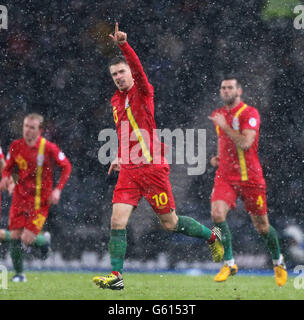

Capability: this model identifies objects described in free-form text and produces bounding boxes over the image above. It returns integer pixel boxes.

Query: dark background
[0,0,303,269]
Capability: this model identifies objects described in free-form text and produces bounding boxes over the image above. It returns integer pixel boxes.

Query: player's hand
[7,176,15,195]
[208,113,229,130]
[210,155,220,168]
[49,188,61,205]
[109,22,127,45]
[108,157,122,175]
[0,177,9,192]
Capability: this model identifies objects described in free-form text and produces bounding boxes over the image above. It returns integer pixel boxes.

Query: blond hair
[25,113,44,129]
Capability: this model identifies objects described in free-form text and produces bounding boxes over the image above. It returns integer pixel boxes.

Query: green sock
[32,233,48,247]
[176,216,212,241]
[262,225,281,260]
[10,240,24,274]
[215,221,233,261]
[108,229,127,274]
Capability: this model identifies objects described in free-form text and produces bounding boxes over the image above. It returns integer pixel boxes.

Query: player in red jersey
[93,23,224,290]
[208,76,287,286]
[0,113,72,282]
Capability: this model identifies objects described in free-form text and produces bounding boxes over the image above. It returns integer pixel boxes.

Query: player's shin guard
[108,229,127,274]
[10,239,24,275]
[262,225,281,261]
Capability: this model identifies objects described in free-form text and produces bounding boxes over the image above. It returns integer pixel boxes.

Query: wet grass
[0,271,302,300]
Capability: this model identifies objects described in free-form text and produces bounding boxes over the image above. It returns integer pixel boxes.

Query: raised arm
[109,22,152,96]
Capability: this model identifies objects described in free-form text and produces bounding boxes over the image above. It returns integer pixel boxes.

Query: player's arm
[0,144,16,191]
[210,142,220,167]
[0,146,5,173]
[109,22,152,96]
[48,144,72,205]
[208,113,256,150]
[0,159,5,173]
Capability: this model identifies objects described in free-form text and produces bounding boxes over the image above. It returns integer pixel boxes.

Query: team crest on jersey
[232,117,239,130]
[58,152,65,161]
[249,117,257,127]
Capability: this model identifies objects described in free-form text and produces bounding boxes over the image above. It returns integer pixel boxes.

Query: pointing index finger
[115,22,119,34]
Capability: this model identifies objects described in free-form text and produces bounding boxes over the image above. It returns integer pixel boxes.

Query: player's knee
[211,209,226,223]
[10,230,22,240]
[254,222,269,235]
[160,221,176,232]
[111,216,127,229]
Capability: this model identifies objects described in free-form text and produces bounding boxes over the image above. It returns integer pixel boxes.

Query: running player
[0,113,72,282]
[93,23,224,290]
[208,76,287,286]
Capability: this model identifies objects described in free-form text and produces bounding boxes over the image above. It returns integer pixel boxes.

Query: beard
[221,93,238,105]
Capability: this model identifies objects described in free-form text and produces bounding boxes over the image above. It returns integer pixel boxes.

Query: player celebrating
[0,113,72,282]
[208,76,287,286]
[93,23,224,290]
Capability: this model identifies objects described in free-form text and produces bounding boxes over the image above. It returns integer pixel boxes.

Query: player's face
[23,118,42,145]
[220,80,242,105]
[110,62,134,92]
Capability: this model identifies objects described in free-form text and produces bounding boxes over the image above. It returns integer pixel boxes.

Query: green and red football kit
[111,41,175,214]
[211,101,267,216]
[2,136,72,234]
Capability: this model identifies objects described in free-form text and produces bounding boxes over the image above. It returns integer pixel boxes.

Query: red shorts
[211,177,267,216]
[9,197,49,235]
[113,164,176,214]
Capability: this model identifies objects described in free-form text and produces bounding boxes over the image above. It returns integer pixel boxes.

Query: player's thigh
[112,168,142,209]
[241,186,267,216]
[211,178,237,222]
[111,203,134,229]
[142,164,176,214]
[157,209,178,231]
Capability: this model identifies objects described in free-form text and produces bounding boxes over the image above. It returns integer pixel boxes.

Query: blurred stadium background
[0,0,303,272]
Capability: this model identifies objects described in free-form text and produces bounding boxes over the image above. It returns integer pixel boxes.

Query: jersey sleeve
[240,107,261,132]
[2,143,16,178]
[119,41,153,97]
[48,142,72,190]
[0,147,4,160]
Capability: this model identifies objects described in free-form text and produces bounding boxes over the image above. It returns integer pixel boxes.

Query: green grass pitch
[0,271,302,300]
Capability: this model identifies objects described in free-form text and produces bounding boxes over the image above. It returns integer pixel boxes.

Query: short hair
[25,113,44,129]
[108,56,128,69]
[221,75,242,88]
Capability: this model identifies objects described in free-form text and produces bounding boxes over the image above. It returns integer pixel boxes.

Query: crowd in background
[0,0,303,268]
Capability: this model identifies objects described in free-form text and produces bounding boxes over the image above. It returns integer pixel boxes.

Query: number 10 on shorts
[152,192,168,208]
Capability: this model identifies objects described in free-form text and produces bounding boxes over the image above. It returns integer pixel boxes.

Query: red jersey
[0,146,3,214]
[2,136,72,209]
[0,146,3,161]
[212,101,265,186]
[111,42,165,168]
